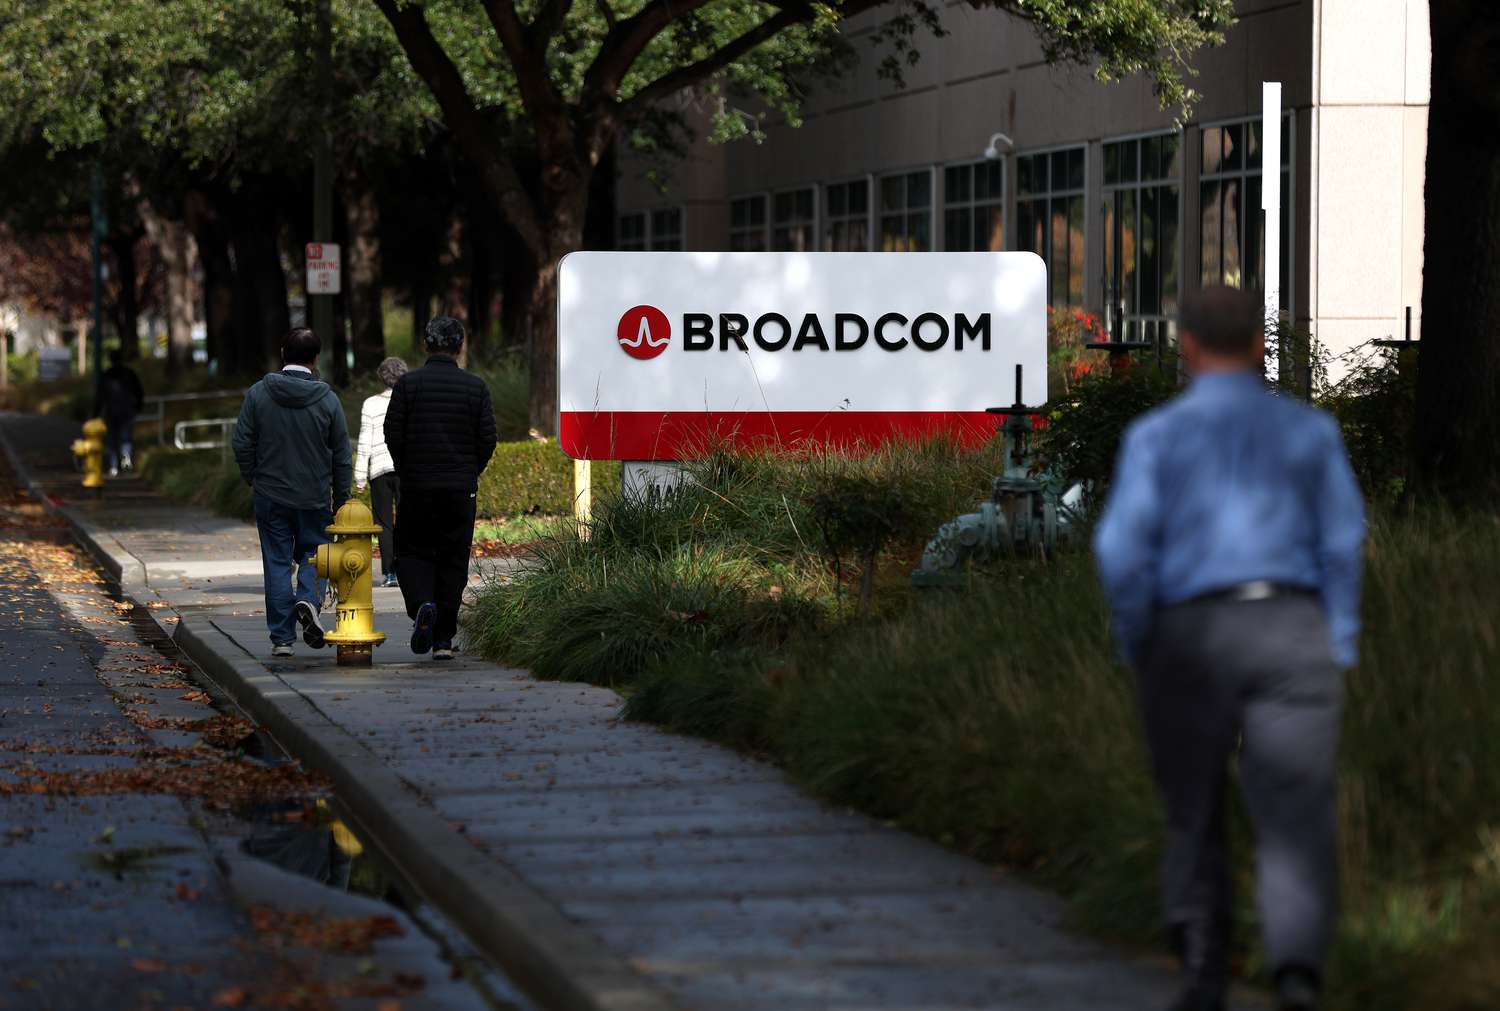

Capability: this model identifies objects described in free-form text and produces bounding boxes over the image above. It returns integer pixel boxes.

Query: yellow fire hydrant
[71,418,107,494]
[314,501,387,666]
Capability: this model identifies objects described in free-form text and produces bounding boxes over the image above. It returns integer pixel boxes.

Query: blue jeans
[253,494,331,645]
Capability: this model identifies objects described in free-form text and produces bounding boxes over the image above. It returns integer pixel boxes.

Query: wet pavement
[0,437,508,1011]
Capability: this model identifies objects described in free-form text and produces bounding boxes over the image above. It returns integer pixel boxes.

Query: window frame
[1101,128,1185,347]
[822,175,874,252]
[876,165,937,253]
[617,206,687,251]
[770,185,819,252]
[729,192,771,251]
[1014,144,1088,306]
[1197,110,1297,316]
[942,157,1008,253]
[617,210,648,251]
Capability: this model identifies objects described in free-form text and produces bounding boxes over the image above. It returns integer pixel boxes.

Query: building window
[618,212,647,251]
[1103,132,1182,346]
[943,160,1005,252]
[879,169,932,251]
[730,195,768,251]
[650,208,683,250]
[772,188,816,251]
[618,208,683,250]
[1016,147,1086,305]
[1199,116,1291,301]
[823,179,870,251]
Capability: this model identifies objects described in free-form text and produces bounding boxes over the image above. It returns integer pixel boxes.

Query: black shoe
[410,602,436,655]
[432,641,454,661]
[294,600,326,649]
[1275,966,1320,1011]
[382,573,398,588]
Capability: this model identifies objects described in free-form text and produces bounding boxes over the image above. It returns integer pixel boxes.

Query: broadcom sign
[558,251,1047,460]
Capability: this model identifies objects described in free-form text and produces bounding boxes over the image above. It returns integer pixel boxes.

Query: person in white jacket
[355,357,408,587]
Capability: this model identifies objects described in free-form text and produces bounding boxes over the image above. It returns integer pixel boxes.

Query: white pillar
[1262,81,1282,380]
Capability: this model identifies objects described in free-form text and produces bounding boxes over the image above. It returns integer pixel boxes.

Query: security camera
[983,132,1014,160]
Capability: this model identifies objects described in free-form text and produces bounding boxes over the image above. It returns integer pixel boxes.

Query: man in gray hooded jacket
[232,327,352,656]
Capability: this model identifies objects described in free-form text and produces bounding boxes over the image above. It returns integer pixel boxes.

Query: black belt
[1191,580,1317,605]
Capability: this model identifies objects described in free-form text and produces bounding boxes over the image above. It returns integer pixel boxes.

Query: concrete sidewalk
[4,413,1258,1011]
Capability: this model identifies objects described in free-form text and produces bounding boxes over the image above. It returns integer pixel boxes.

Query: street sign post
[557,251,1048,462]
[305,242,342,295]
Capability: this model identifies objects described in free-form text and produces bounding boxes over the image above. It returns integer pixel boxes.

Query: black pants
[394,488,476,646]
[1140,595,1342,989]
[369,473,400,577]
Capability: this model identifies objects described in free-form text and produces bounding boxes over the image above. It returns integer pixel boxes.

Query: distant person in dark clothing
[355,356,408,588]
[232,328,353,658]
[95,349,144,477]
[384,316,496,661]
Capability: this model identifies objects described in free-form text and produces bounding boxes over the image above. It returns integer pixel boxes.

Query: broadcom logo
[617,305,671,360]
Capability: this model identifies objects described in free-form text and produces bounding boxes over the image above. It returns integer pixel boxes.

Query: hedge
[476,439,621,517]
[143,439,618,522]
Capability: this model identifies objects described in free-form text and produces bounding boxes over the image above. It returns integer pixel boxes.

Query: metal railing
[141,390,246,445]
[173,417,237,450]
[173,418,237,465]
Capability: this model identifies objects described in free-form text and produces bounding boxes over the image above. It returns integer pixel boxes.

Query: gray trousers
[1140,594,1343,978]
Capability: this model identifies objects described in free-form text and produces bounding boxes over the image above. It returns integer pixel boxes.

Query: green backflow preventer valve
[912,364,1064,588]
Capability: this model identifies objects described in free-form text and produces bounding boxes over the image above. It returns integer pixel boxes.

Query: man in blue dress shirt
[1094,286,1365,1011]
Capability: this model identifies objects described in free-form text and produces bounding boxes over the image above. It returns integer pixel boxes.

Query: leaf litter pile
[0,467,435,1009]
[0,536,329,808]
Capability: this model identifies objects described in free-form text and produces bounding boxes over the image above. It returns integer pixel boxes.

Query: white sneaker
[272,644,294,658]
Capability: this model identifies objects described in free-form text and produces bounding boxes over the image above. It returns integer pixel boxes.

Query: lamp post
[311,0,335,376]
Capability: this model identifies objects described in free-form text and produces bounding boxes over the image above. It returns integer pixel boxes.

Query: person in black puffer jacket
[384,316,497,660]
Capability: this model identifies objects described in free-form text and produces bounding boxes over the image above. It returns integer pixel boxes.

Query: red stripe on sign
[559,410,1009,460]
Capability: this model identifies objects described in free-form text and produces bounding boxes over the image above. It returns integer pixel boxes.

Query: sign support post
[573,459,592,537]
[1262,81,1282,382]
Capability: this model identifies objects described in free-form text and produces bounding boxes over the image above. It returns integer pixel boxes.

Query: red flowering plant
[1046,306,1110,396]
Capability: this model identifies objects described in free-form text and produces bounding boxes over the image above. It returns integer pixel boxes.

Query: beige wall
[1307,0,1429,363]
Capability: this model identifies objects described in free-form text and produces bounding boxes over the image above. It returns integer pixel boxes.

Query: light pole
[311,0,335,377]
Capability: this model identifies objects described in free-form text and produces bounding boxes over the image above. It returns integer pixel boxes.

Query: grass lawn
[465,442,1500,1010]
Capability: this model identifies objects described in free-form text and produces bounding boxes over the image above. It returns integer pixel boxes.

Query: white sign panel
[557,251,1047,460]
[305,242,341,295]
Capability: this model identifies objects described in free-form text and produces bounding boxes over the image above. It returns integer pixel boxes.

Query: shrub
[476,439,621,517]
[1033,354,1180,514]
[464,538,821,687]
[138,448,253,522]
[1319,348,1415,506]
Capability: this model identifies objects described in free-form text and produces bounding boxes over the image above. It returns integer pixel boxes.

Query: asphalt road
[0,462,497,1011]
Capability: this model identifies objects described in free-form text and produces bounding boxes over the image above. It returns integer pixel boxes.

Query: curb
[1,416,679,1011]
[175,617,678,1011]
[0,416,151,594]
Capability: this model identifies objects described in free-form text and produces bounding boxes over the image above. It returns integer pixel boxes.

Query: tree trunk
[412,277,432,352]
[343,170,385,373]
[140,201,197,380]
[107,231,141,361]
[524,256,562,436]
[1412,1,1500,503]
[187,193,237,375]
[468,225,492,355]
[227,193,292,373]
[437,212,470,321]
